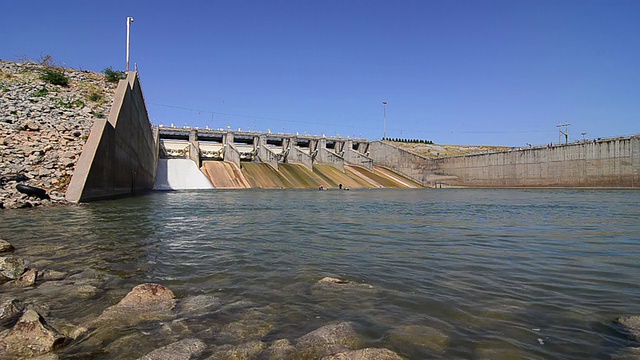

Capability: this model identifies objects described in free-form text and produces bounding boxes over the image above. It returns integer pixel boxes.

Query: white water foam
[154,159,214,190]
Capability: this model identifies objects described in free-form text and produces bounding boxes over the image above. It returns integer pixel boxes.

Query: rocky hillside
[0,59,118,209]
[390,141,510,158]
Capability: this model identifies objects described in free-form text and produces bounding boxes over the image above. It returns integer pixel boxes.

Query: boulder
[0,256,27,281]
[257,339,296,360]
[322,348,405,360]
[0,309,66,357]
[116,283,176,310]
[78,283,176,336]
[617,316,640,341]
[16,268,37,286]
[296,322,360,359]
[217,318,273,343]
[0,240,14,253]
[138,338,206,360]
[37,269,67,282]
[207,341,266,360]
[0,299,24,326]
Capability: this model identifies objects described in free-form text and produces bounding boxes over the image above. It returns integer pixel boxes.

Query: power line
[147,101,557,136]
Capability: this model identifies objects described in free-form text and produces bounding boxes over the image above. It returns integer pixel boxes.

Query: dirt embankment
[0,59,118,209]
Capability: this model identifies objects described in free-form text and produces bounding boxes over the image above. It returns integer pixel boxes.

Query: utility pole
[556,123,570,144]
[382,101,388,140]
[126,16,134,72]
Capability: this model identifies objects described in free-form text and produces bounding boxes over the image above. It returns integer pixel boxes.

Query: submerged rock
[74,283,176,339]
[0,240,14,253]
[207,340,266,360]
[322,348,405,360]
[296,322,360,359]
[385,324,449,353]
[311,277,377,304]
[257,339,296,360]
[611,347,640,360]
[315,277,374,290]
[178,294,223,316]
[218,319,273,343]
[0,309,66,357]
[617,316,640,341]
[138,338,206,360]
[37,269,67,282]
[474,339,537,360]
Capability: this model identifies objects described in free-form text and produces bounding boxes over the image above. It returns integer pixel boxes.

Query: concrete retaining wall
[288,146,313,170]
[317,148,345,172]
[434,136,640,187]
[370,137,640,188]
[257,145,279,171]
[66,72,157,202]
[368,141,433,186]
[224,143,241,168]
[344,147,374,171]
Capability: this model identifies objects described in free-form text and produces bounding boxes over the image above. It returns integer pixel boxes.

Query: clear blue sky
[2,1,638,146]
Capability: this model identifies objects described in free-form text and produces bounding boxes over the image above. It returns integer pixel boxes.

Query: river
[1,189,639,359]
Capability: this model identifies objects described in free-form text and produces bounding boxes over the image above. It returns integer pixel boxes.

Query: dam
[65,71,639,203]
[153,126,421,190]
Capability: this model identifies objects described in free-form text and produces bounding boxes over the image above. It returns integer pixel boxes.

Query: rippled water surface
[1,189,639,359]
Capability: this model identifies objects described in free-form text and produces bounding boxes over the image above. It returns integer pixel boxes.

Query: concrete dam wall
[66,72,158,202]
[65,70,637,200]
[156,128,422,190]
[369,137,640,188]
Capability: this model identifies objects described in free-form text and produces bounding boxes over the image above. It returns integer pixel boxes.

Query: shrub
[88,92,102,102]
[102,66,126,83]
[41,67,69,86]
[58,99,73,109]
[33,86,49,97]
[86,84,104,103]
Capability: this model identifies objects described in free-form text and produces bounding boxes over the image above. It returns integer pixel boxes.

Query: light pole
[382,101,388,140]
[126,16,134,72]
[581,132,587,141]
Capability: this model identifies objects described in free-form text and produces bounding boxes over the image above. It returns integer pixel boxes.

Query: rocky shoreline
[1,236,639,359]
[0,59,117,210]
[0,238,413,359]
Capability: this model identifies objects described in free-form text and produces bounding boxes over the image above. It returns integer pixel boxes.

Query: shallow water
[1,189,639,359]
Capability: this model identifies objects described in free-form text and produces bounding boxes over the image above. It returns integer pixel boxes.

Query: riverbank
[0,238,408,359]
[0,59,117,209]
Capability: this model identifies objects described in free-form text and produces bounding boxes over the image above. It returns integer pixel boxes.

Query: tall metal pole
[556,123,570,144]
[382,101,388,140]
[126,16,134,72]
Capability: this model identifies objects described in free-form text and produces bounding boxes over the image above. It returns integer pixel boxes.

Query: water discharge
[1,189,639,359]
[154,159,214,190]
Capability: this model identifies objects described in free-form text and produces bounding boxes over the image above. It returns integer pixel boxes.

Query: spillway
[154,159,214,190]
[201,161,250,189]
